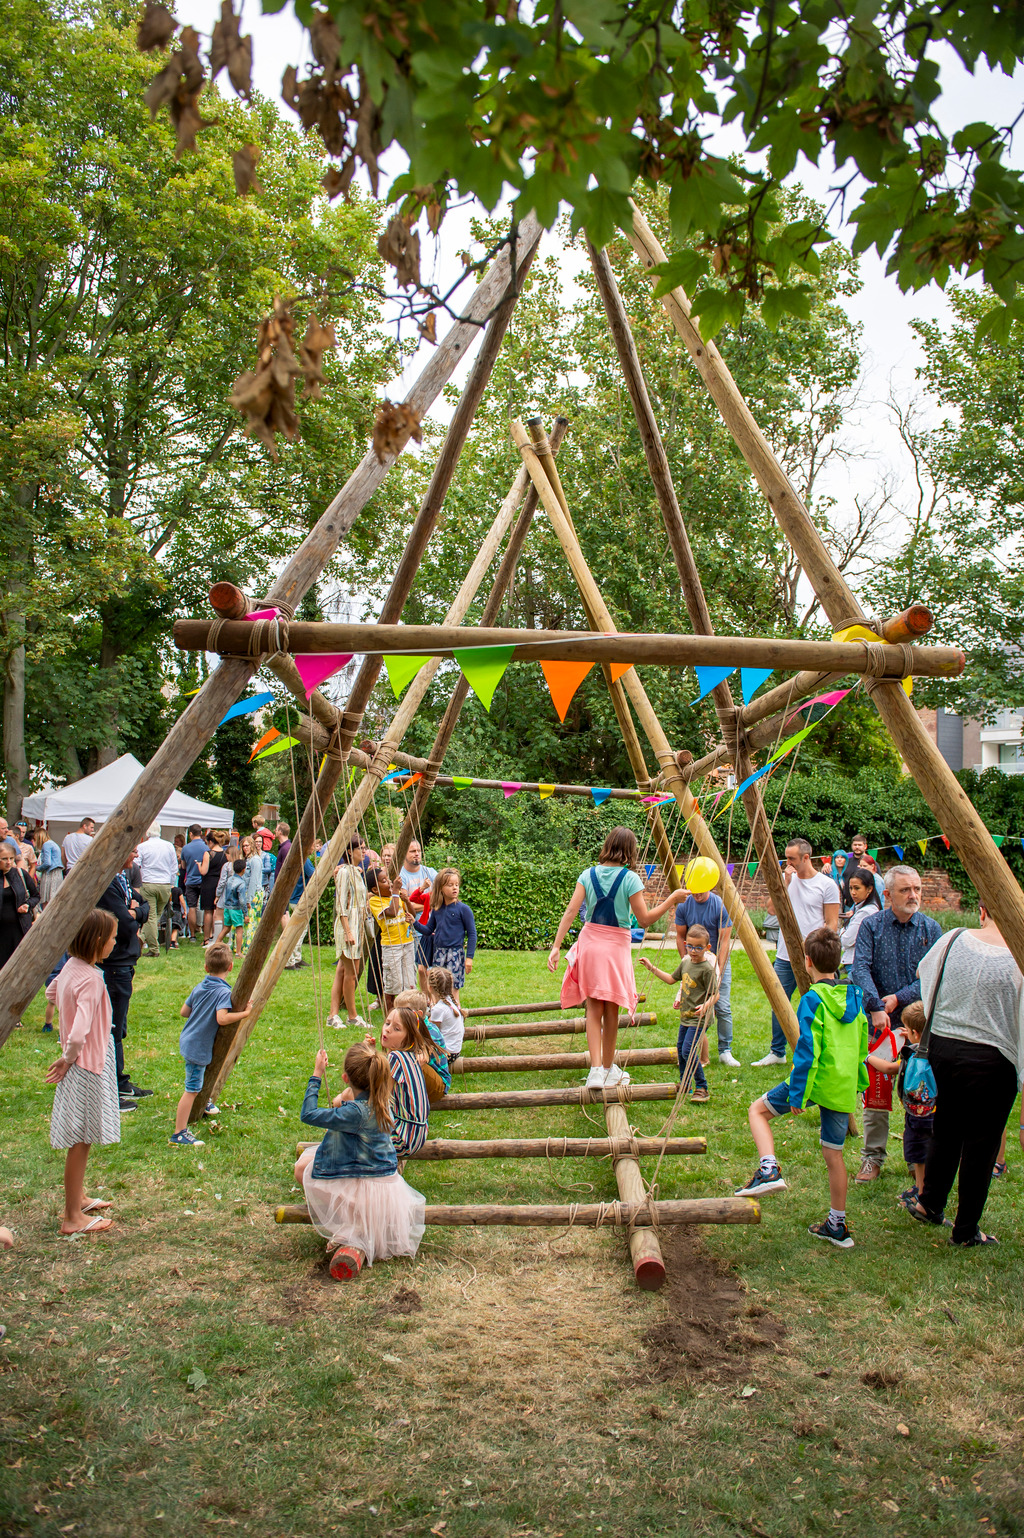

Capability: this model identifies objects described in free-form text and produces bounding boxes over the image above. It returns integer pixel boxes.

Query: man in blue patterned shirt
[851,864,941,1184]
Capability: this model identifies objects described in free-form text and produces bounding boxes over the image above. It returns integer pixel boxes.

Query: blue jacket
[788,978,869,1113]
[290,858,315,906]
[415,900,477,958]
[851,908,942,1025]
[300,1078,398,1179]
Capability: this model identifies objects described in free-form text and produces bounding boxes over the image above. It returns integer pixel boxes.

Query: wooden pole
[463,1012,656,1039]
[199,447,556,1112]
[174,619,962,678]
[511,418,801,1047]
[625,199,1024,978]
[0,213,543,1051]
[450,1046,676,1074]
[463,997,645,1018]
[605,1099,666,1288]
[296,1133,706,1157]
[439,1082,679,1110]
[587,239,809,991]
[220,241,538,1043]
[275,1196,759,1227]
[389,416,569,876]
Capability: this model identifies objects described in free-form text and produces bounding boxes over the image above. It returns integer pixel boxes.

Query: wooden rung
[275,1196,758,1227]
[295,1134,707,1158]
[465,1011,656,1039]
[451,1046,675,1074]
[463,996,647,1019]
[439,1082,680,1110]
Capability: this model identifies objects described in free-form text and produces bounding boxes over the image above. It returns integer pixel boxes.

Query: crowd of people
[8,803,1022,1271]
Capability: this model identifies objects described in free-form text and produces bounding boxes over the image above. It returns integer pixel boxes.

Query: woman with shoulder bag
[905,905,1023,1247]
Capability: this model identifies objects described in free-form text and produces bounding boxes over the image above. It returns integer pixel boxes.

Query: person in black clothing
[0,844,37,968]
[841,833,869,907]
[201,833,227,944]
[97,852,152,1111]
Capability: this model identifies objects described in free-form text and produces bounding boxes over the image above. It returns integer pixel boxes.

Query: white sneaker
[719,1051,742,1068]
[752,1052,787,1068]
[605,1063,630,1087]
[352,1015,371,1031]
[584,1066,607,1090]
[326,1014,343,1030]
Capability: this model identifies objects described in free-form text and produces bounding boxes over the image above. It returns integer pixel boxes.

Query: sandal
[61,1215,112,1237]
[329,1246,364,1281]
[992,1161,1007,1179]
[950,1229,999,1247]
[81,1198,113,1215]
[901,1194,951,1227]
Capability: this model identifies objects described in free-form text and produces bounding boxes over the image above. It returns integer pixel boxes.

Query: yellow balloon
[684,856,719,894]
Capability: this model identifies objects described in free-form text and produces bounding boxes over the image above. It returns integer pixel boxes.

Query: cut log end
[634,1255,666,1291]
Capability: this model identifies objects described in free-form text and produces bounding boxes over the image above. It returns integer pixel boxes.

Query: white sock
[829,1208,846,1227]
[760,1155,777,1173]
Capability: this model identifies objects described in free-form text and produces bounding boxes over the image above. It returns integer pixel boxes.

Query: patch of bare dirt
[639,1228,786,1382]
[385,1285,423,1315]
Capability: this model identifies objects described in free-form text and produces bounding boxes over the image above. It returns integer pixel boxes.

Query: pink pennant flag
[244,607,280,622]
[293,653,354,697]
[502,782,523,799]
[641,793,674,804]
[800,688,852,711]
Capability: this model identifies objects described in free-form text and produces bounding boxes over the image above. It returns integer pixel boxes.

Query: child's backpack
[864,1022,899,1111]
[904,929,964,1120]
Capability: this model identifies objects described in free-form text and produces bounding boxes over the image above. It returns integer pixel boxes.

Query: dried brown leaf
[281,65,298,108]
[232,144,262,195]
[322,156,356,200]
[416,311,437,345]
[372,400,422,463]
[144,59,182,116]
[426,199,443,235]
[299,313,336,398]
[137,1,177,52]
[210,0,252,98]
[309,10,342,77]
[169,90,218,157]
[231,299,308,457]
[377,215,421,290]
[177,27,205,91]
[355,72,381,196]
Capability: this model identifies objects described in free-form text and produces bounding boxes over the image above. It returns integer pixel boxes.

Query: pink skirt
[302,1166,426,1266]
[561,922,638,1014]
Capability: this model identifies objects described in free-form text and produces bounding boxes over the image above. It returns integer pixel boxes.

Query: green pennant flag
[769,724,814,761]
[383,653,427,699]
[253,735,299,761]
[453,645,515,711]
[452,776,473,789]
[747,861,758,877]
[993,834,1005,848]
[868,848,879,860]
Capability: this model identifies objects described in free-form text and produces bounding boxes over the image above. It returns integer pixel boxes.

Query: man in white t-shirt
[62,817,96,871]
[137,821,179,957]
[753,837,840,1067]
[399,841,438,983]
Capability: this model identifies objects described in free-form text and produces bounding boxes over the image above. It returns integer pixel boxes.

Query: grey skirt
[39,867,63,906]
[50,1039,121,1149]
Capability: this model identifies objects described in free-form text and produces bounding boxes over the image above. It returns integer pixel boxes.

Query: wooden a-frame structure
[3,205,1023,1281]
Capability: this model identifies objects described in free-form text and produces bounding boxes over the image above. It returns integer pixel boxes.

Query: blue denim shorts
[184,1059,206,1093]
[762,1080,850,1150]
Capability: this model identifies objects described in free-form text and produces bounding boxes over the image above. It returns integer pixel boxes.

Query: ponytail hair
[343,1042,394,1132]
[426,965,461,1018]
[430,866,460,910]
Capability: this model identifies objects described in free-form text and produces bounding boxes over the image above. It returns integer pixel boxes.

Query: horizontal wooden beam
[464,1012,656,1039]
[451,1046,676,1074]
[274,1196,758,1227]
[174,618,964,678]
[463,997,645,1019]
[296,1134,706,1158]
[438,1082,679,1110]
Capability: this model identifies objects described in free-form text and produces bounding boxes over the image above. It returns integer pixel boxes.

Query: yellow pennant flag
[539,783,555,799]
[918,839,928,858]
[833,623,913,695]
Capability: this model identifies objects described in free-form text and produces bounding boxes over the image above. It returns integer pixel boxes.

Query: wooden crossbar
[274,1197,758,1227]
[438,1083,679,1110]
[294,1135,706,1158]
[450,1047,676,1074]
[463,1013,655,1039]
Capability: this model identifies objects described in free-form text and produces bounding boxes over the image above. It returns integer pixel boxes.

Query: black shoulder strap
[918,928,964,1055]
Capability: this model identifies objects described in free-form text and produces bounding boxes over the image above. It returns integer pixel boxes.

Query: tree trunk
[2,633,28,821]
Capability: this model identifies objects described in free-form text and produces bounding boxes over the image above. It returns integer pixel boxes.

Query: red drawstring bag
[864,1022,899,1111]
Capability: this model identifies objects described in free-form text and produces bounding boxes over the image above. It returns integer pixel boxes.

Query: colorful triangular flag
[591,788,613,806]
[293,653,353,697]
[893,845,905,860]
[539,783,555,799]
[502,782,523,799]
[993,834,1005,849]
[735,764,771,796]
[769,724,814,761]
[452,776,473,789]
[740,668,773,705]
[747,861,758,877]
[644,864,657,877]
[243,607,280,622]
[454,645,515,711]
[610,663,632,682]
[249,726,281,761]
[918,840,928,858]
[220,691,273,726]
[868,848,879,861]
[540,660,595,721]
[383,653,427,699]
[940,836,949,850]
[694,665,735,703]
[726,863,735,876]
[253,735,299,761]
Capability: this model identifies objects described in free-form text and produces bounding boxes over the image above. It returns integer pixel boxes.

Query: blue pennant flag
[219,691,273,726]
[693,665,735,703]
[734,764,772,797]
[740,667,773,705]
[644,863,657,877]
[893,845,905,861]
[591,788,613,806]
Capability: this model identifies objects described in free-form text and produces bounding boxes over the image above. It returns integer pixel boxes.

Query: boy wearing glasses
[640,924,719,1103]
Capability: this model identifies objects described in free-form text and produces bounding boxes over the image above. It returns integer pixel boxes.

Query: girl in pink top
[45,909,119,1236]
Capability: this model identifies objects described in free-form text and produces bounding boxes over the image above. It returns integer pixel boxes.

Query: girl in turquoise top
[548,827,684,1090]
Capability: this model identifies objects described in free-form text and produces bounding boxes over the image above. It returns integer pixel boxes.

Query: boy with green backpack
[735,927,869,1248]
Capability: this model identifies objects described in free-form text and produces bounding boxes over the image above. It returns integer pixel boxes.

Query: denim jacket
[300,1078,398,1179]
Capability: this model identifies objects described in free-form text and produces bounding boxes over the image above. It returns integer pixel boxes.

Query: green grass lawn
[2,944,1022,1537]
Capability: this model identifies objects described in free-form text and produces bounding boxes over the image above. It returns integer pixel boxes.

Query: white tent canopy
[22,754,233,838]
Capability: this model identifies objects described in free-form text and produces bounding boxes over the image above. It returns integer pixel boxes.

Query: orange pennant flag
[610,663,632,681]
[541,660,596,722]
[249,726,281,762]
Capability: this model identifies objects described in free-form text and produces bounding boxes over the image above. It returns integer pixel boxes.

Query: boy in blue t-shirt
[171,944,251,1147]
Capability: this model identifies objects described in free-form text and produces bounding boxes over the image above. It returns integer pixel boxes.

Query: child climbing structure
[3,203,1022,1288]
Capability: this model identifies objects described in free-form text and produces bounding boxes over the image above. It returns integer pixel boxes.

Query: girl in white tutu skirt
[294,1042,426,1281]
